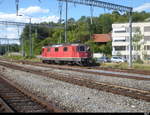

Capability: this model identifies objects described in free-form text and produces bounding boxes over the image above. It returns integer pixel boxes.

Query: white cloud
[7,27,23,38]
[30,16,59,23]
[19,6,49,15]
[134,3,150,12]
[0,26,22,39]
[0,12,59,23]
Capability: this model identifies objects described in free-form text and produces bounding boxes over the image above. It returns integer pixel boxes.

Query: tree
[20,11,150,57]
[133,27,144,60]
[99,14,113,33]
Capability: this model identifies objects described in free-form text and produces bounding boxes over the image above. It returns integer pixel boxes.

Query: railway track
[1,57,150,75]
[0,74,65,113]
[0,58,149,81]
[35,63,150,81]
[0,60,150,102]
[18,61,150,81]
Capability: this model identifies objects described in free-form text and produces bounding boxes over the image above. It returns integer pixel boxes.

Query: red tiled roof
[92,34,112,43]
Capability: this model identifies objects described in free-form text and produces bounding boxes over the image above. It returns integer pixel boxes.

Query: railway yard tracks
[1,57,150,76]
[0,73,65,113]
[0,60,150,104]
[1,58,150,81]
[33,63,150,81]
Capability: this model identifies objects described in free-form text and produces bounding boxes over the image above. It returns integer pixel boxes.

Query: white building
[112,22,150,61]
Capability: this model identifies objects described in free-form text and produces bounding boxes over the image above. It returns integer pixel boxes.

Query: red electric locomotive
[41,44,93,66]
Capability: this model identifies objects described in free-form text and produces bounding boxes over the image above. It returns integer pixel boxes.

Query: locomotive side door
[72,46,76,58]
[71,46,76,61]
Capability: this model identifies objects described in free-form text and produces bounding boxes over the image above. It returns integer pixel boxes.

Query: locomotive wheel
[42,60,46,63]
[76,61,84,66]
[47,60,52,64]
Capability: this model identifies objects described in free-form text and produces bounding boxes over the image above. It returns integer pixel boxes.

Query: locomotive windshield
[77,45,90,52]
[79,46,85,51]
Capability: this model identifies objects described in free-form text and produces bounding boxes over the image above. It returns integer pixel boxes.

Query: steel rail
[0,97,14,112]
[0,73,65,113]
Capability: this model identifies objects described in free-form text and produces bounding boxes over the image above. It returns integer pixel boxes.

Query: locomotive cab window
[78,46,85,52]
[55,48,59,52]
[63,47,68,52]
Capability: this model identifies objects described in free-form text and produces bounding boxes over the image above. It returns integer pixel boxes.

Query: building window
[144,45,150,50]
[133,46,140,50]
[132,27,140,33]
[114,46,126,51]
[147,46,150,50]
[114,30,126,33]
[144,36,150,42]
[114,40,125,42]
[55,48,59,52]
[144,46,146,50]
[63,47,68,52]
[125,36,129,42]
[144,45,147,50]
[126,27,140,33]
[144,26,150,32]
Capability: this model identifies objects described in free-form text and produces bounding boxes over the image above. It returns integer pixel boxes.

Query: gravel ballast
[0,65,150,112]
[11,63,150,91]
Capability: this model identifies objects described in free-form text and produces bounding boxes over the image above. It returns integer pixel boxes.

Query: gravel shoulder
[0,65,150,112]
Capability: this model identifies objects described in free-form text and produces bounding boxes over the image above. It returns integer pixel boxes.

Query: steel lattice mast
[0,21,63,28]
[58,0,132,12]
[0,20,63,57]
[58,0,133,68]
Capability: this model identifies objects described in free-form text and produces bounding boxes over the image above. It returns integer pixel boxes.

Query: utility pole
[129,10,133,68]
[21,36,25,57]
[29,18,32,57]
[90,5,93,40]
[59,2,63,24]
[0,39,2,55]
[90,5,93,25]
[16,0,19,16]
[7,39,9,55]
[65,0,68,43]
[59,1,63,44]
[34,28,38,56]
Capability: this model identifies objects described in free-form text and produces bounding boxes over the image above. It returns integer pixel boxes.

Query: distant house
[112,22,150,61]
[92,34,112,45]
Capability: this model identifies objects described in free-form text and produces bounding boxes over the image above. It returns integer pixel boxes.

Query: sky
[0,0,150,23]
[0,0,150,44]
